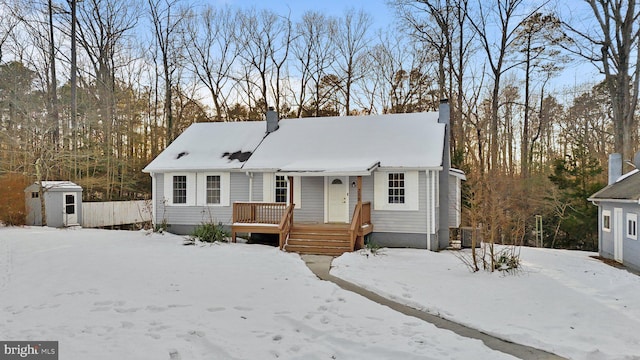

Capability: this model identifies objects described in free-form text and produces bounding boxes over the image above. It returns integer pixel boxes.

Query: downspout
[151,172,157,228]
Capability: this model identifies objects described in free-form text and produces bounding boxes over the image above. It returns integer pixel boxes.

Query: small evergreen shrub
[189,222,229,243]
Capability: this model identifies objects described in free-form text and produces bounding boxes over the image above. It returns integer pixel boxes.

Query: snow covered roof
[143,121,267,172]
[144,112,446,174]
[243,112,445,173]
[25,181,82,192]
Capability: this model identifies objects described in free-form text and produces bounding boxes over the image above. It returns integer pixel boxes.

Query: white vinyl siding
[603,210,611,232]
[374,170,419,211]
[627,213,637,240]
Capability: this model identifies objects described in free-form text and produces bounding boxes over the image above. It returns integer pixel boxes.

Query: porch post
[357,176,362,205]
[288,176,294,224]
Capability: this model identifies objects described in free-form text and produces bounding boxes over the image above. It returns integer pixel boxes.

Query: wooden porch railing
[231,202,294,249]
[233,202,288,224]
[349,201,372,251]
[278,204,294,249]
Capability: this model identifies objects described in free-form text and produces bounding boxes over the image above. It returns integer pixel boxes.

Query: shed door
[63,192,78,226]
[327,177,349,223]
[614,208,623,263]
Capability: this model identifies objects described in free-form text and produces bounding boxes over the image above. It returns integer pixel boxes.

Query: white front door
[327,177,349,223]
[63,193,78,226]
[614,207,623,263]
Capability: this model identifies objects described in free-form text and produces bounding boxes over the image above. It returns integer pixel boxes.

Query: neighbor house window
[275,175,288,203]
[627,213,637,240]
[173,175,187,204]
[603,210,611,232]
[206,175,221,204]
[31,192,39,198]
[388,173,405,204]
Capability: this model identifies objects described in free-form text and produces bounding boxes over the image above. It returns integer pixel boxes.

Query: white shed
[25,181,83,227]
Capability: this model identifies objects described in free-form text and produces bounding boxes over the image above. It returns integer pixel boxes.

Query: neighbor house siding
[599,205,614,260]
[449,174,462,228]
[599,202,640,271]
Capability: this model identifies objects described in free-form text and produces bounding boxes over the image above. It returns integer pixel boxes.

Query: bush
[0,173,28,226]
[189,222,229,243]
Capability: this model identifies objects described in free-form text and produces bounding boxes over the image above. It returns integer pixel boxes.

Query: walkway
[302,254,566,360]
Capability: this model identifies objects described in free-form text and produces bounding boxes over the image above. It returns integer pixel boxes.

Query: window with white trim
[602,210,611,232]
[275,175,288,203]
[388,173,405,204]
[373,170,419,211]
[173,175,187,204]
[627,213,637,240]
[206,175,221,204]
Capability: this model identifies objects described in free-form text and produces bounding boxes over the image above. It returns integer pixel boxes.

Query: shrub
[0,173,28,226]
[189,222,229,243]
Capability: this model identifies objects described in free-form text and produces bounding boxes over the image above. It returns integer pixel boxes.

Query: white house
[143,103,465,255]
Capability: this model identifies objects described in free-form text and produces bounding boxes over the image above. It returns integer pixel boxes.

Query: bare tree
[466,0,540,174]
[0,0,20,64]
[184,5,239,121]
[515,12,568,178]
[564,0,640,167]
[147,0,188,143]
[333,8,372,115]
[76,0,139,198]
[237,8,292,115]
[291,11,337,117]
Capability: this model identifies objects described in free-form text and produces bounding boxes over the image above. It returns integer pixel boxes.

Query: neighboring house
[143,102,465,254]
[25,181,82,227]
[588,153,640,272]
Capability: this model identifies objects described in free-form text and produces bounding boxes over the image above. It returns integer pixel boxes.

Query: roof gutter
[587,197,639,205]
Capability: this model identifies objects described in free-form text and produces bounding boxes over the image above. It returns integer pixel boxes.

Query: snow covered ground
[0,227,514,360]
[331,246,640,360]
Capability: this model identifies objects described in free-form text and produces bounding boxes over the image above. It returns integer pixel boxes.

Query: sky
[221,0,395,29]
[217,0,602,97]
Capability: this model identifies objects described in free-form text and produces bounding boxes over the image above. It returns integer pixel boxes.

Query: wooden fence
[82,200,152,228]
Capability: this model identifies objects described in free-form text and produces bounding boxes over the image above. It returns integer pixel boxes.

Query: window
[388,173,405,204]
[627,213,637,240]
[65,194,75,214]
[31,192,39,198]
[275,175,288,203]
[206,175,221,204]
[173,175,187,204]
[603,210,611,232]
[373,171,418,211]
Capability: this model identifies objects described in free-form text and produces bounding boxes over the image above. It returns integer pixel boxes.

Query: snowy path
[303,255,564,360]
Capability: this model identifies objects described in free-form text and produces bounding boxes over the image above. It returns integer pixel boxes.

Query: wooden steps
[284,224,352,256]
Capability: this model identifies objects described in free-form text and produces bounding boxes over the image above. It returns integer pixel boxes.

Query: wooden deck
[231,202,373,256]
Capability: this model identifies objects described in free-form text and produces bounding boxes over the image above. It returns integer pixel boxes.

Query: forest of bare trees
[1,0,638,250]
